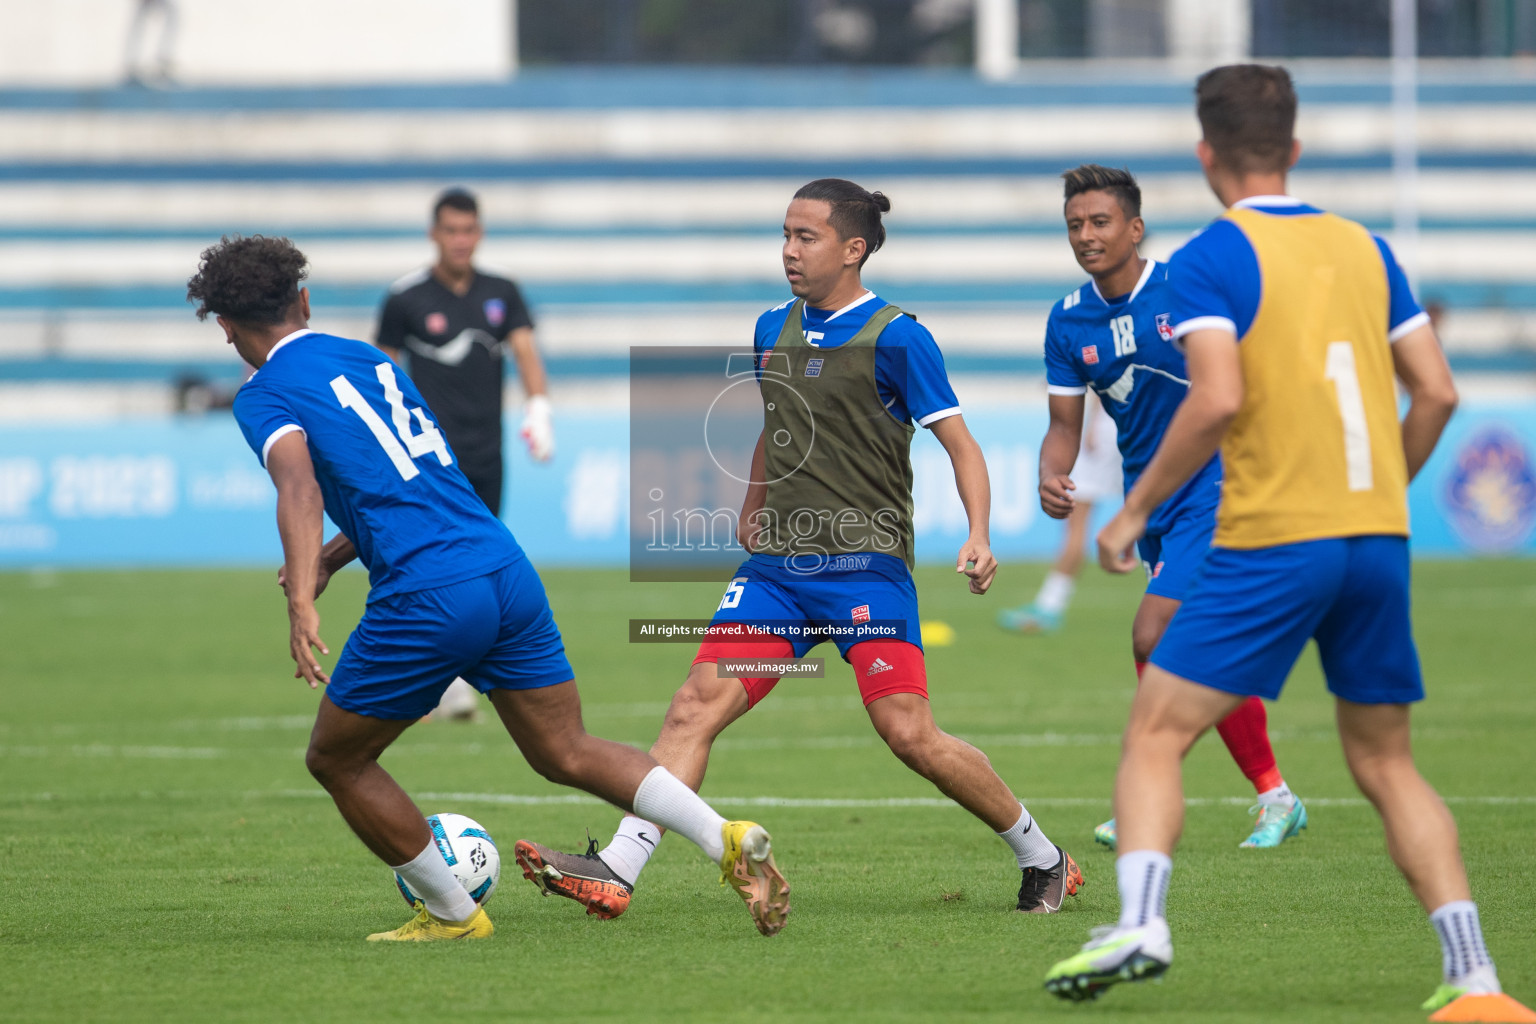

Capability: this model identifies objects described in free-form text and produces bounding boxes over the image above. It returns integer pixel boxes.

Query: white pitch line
[8,788,1535,811]
[0,727,1480,761]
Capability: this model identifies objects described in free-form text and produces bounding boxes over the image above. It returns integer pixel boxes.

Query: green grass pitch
[1,561,1532,1023]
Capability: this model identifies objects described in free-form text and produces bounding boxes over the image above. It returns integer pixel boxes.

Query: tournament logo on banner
[1443,426,1536,550]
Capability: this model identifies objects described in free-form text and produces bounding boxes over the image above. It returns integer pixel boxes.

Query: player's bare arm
[1098,329,1242,572]
[277,532,357,600]
[1039,393,1086,519]
[265,430,331,687]
[507,326,548,397]
[510,325,556,462]
[736,430,768,552]
[930,414,997,594]
[1390,323,1459,480]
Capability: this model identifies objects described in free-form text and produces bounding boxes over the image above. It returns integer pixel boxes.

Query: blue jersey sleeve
[876,315,960,428]
[1167,220,1262,344]
[1372,235,1430,341]
[1042,310,1087,394]
[232,377,304,469]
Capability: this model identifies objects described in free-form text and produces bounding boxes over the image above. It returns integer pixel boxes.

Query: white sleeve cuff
[1046,385,1088,397]
[917,406,962,428]
[260,424,305,468]
[1389,310,1431,343]
[1171,316,1238,341]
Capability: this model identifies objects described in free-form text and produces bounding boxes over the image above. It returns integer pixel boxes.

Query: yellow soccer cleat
[365,900,494,942]
[719,821,790,937]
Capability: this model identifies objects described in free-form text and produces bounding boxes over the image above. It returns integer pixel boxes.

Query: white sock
[598,814,661,886]
[630,766,727,864]
[1430,900,1500,989]
[392,839,478,923]
[1035,571,1075,615]
[1256,781,1293,807]
[996,803,1059,869]
[1116,849,1172,929]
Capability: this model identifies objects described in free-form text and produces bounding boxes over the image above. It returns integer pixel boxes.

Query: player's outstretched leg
[304,696,494,941]
[513,656,763,920]
[856,659,1083,914]
[1337,701,1532,1021]
[491,679,789,935]
[1215,696,1308,848]
[999,500,1092,635]
[1047,667,1237,999]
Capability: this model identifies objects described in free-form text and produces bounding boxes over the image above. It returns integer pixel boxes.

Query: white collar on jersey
[1090,257,1158,306]
[1232,194,1304,209]
[806,290,877,332]
[265,328,315,361]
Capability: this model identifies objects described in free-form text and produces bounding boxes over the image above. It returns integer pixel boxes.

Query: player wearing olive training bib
[516,180,1084,922]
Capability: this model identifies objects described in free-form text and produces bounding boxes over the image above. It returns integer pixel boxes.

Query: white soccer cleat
[1044,919,1173,1001]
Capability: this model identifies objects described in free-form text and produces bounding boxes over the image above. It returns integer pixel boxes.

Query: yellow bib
[1213,208,1409,548]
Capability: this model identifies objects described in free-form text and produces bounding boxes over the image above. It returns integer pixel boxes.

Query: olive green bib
[753,299,917,570]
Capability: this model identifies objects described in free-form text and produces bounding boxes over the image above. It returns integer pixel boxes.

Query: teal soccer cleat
[1239,797,1307,849]
[998,603,1062,634]
[1093,817,1117,851]
[1044,920,1173,1002]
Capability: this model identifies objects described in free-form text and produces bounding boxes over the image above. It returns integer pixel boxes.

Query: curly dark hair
[186,234,308,324]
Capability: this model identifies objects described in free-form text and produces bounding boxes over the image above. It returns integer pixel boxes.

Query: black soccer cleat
[1016,845,1084,914]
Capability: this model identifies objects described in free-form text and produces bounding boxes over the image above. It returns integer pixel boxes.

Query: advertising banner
[1,401,1532,569]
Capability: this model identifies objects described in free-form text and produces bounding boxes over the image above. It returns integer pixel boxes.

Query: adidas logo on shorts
[866,657,894,677]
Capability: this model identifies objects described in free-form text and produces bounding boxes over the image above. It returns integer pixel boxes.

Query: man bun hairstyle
[793,178,890,267]
[1061,164,1142,219]
[1196,64,1297,175]
[433,187,479,222]
[186,234,308,324]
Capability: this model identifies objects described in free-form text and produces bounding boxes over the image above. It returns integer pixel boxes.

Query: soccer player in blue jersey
[516,179,1083,919]
[186,235,790,941]
[1045,67,1529,1019]
[1020,164,1305,851]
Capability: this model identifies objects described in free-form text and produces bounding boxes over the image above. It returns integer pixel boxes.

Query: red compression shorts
[693,624,928,708]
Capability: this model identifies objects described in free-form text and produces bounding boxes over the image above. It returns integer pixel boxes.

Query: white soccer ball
[395,812,501,907]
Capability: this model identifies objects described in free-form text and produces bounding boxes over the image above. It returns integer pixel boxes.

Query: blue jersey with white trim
[753,291,961,429]
[1042,260,1221,535]
[232,330,519,603]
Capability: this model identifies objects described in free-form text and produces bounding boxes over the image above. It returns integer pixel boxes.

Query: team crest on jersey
[805,358,824,377]
[1082,345,1099,365]
[851,604,871,623]
[1156,313,1174,341]
[1443,426,1536,551]
[425,312,448,335]
[484,298,506,328]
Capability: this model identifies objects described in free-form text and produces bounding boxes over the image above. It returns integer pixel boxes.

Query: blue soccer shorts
[1150,534,1424,704]
[699,556,926,707]
[327,554,574,720]
[1138,504,1217,602]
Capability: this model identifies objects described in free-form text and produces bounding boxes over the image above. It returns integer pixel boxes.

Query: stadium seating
[2,66,1534,398]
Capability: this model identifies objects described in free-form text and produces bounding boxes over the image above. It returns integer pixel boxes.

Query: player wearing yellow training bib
[1045,65,1530,1021]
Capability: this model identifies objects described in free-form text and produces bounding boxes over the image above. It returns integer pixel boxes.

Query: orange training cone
[1428,993,1536,1024]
